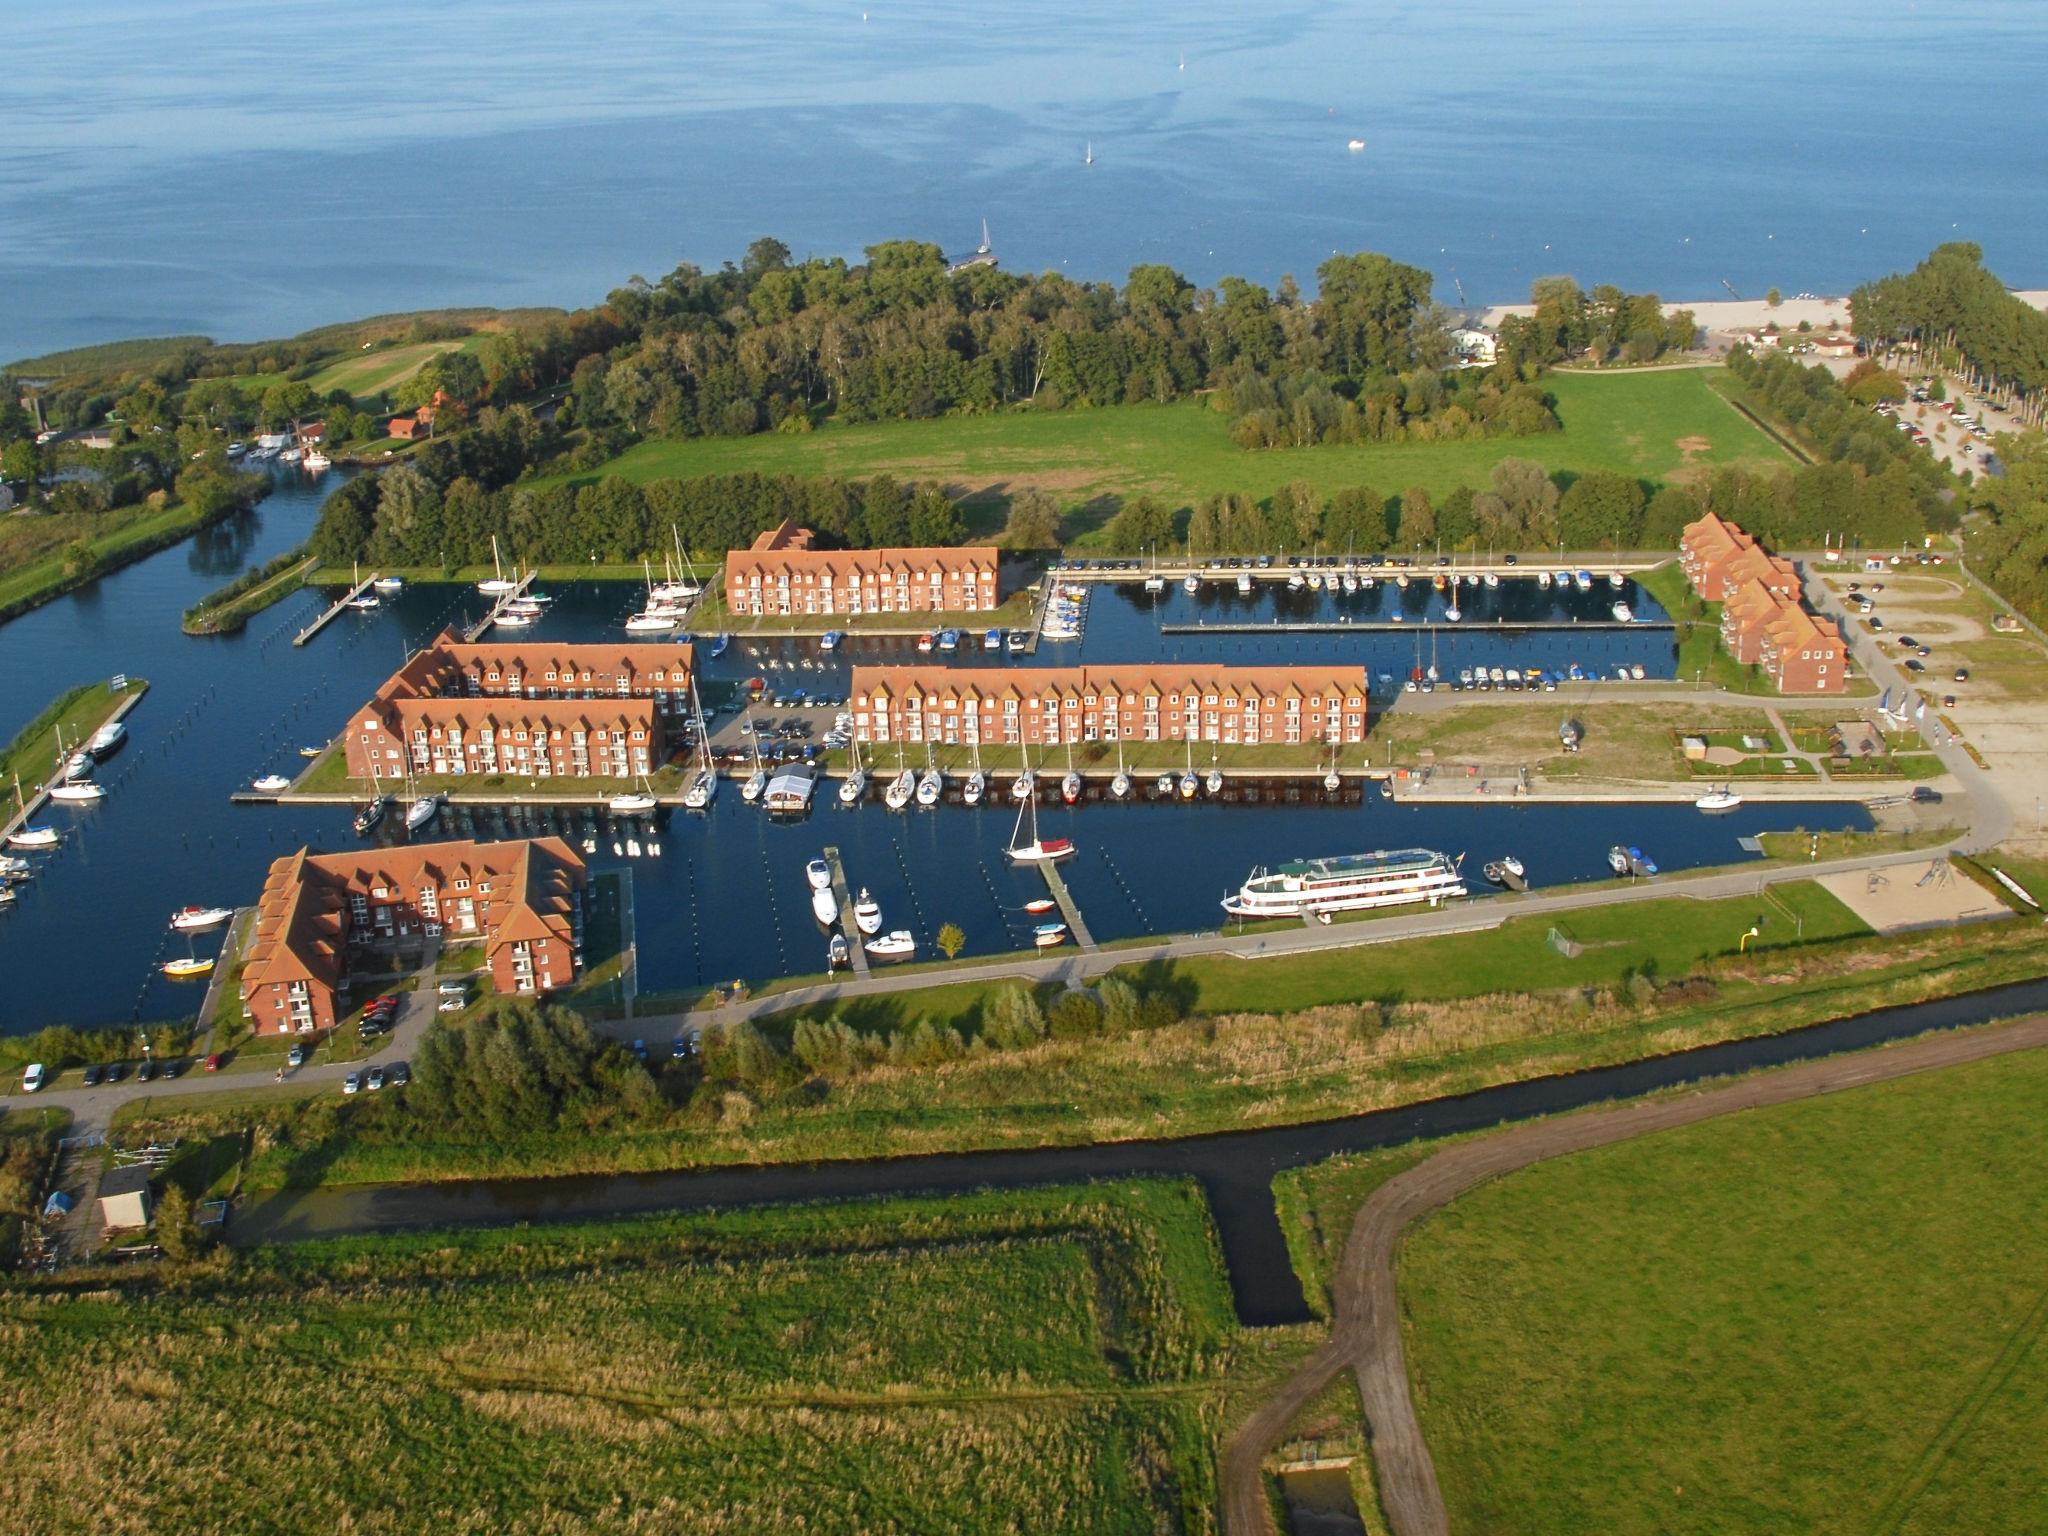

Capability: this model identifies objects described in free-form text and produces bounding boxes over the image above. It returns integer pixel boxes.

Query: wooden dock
[2,680,150,845]
[464,570,537,640]
[1036,858,1097,952]
[823,845,871,977]
[293,572,382,646]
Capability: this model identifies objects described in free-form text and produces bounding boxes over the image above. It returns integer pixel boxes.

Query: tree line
[1853,242,2048,412]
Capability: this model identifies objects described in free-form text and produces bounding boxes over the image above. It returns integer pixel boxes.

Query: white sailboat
[1061,743,1082,805]
[625,559,680,632]
[1110,739,1131,801]
[838,733,867,806]
[1010,745,1035,802]
[963,738,987,807]
[741,721,767,803]
[915,745,944,807]
[1178,744,1198,800]
[884,758,916,811]
[681,679,718,809]
[477,536,519,595]
[607,775,658,815]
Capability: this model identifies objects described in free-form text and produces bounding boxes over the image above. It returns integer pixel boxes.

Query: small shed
[98,1164,153,1233]
[1680,735,1708,761]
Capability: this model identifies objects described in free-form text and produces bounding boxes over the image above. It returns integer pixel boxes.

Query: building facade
[725,522,1000,618]
[239,838,587,1035]
[851,665,1371,749]
[1683,514,1845,693]
[343,632,694,781]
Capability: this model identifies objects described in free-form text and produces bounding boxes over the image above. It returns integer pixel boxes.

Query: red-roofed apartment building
[1681,513,1845,693]
[239,838,586,1034]
[1758,605,1847,694]
[852,664,1370,748]
[725,521,1000,617]
[343,630,694,781]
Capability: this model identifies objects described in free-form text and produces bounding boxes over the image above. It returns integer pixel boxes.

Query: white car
[342,1072,362,1095]
[21,1063,46,1093]
[437,997,465,1013]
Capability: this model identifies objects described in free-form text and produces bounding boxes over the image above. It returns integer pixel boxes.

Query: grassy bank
[0,677,145,793]
[1399,1038,2048,1535]
[0,498,242,624]
[181,549,315,635]
[0,1180,1254,1534]
[128,906,2048,1191]
[546,370,1791,536]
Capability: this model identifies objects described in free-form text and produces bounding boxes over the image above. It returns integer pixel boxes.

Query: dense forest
[1852,243,2048,417]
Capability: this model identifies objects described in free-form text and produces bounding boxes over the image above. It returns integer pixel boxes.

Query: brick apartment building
[1683,513,1845,693]
[239,838,586,1035]
[851,665,1371,749]
[343,631,695,781]
[724,520,1000,618]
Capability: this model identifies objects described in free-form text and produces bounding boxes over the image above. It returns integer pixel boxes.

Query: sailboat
[477,535,519,595]
[1006,791,1074,863]
[625,559,680,632]
[884,746,915,811]
[1010,744,1035,802]
[1085,141,1094,166]
[1178,744,1198,800]
[1324,746,1342,793]
[838,732,867,806]
[1110,739,1132,801]
[916,745,944,807]
[47,729,105,802]
[963,737,987,807]
[741,720,768,803]
[406,789,443,831]
[171,906,233,932]
[607,775,658,816]
[1061,743,1082,805]
[682,680,719,809]
[1204,765,1224,796]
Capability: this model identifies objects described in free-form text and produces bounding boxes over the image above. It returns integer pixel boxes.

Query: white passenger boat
[1695,787,1743,812]
[865,930,917,960]
[852,889,884,935]
[1222,847,1466,919]
[372,576,404,594]
[806,858,833,891]
[252,774,292,794]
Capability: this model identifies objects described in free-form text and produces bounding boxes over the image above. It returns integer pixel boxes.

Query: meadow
[1398,1040,2048,1535]
[0,1181,1248,1535]
[562,369,1790,535]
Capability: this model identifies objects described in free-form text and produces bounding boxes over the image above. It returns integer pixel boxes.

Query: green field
[1399,1042,2048,1535]
[0,498,227,620]
[0,1181,1248,1535]
[305,334,482,400]
[562,369,1790,532]
[0,679,143,791]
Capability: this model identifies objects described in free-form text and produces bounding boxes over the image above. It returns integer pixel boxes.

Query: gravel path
[1221,1010,2048,1535]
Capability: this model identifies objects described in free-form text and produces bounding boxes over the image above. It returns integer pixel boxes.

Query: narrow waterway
[0,478,1871,1036]
[232,976,2048,1327]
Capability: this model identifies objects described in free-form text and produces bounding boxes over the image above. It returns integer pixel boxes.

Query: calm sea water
[0,469,1868,1035]
[4,0,2045,361]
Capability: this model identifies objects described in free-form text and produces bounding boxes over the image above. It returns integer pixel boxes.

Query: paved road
[1220,1010,2048,1536]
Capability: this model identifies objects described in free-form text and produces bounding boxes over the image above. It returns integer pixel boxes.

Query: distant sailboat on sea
[1085,141,1094,166]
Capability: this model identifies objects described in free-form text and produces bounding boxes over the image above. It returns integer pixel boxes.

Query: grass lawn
[0,1180,1251,1535]
[0,678,144,791]
[305,335,482,400]
[549,369,1791,536]
[1399,1040,2048,1535]
[0,498,220,620]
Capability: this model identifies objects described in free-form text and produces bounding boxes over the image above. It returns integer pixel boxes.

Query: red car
[203,1052,223,1073]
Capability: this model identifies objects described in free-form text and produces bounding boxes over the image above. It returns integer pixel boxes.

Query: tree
[1001,487,1062,549]
[1397,485,1435,548]
[1490,458,1561,545]
[1104,494,1176,555]
[154,1182,202,1262]
[935,922,966,959]
[981,987,1047,1049]
[1046,990,1103,1041]
[61,538,100,580]
[744,236,792,275]
[1766,288,1783,308]
[907,483,966,545]
[1556,470,1646,550]
[259,378,318,430]
[1,438,41,486]
[1642,484,1701,547]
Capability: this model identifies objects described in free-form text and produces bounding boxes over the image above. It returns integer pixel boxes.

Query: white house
[1450,326,1498,368]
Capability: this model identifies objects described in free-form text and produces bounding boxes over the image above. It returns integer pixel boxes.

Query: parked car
[20,1063,45,1093]
[630,1039,649,1062]
[1911,785,1943,804]
[104,1062,125,1084]
[137,1060,157,1083]
[81,1064,103,1087]
[203,1052,224,1073]
[1904,659,1926,673]
[1953,668,1969,682]
[366,1066,386,1092]
[436,979,467,996]
[672,1036,693,1059]
[160,1058,185,1079]
[436,997,464,1014]
[342,1072,361,1095]
[286,1043,307,1068]
[389,1062,411,1088]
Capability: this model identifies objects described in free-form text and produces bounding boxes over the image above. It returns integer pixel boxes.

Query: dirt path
[1220,1011,2048,1536]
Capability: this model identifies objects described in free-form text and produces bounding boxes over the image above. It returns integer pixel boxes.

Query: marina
[0,470,1880,1036]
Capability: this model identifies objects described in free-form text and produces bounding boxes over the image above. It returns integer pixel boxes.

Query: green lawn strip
[1399,1042,2048,1536]
[218,920,2047,1191]
[1118,882,1868,1018]
[541,370,1789,529]
[0,499,224,621]
[0,679,146,793]
[182,550,315,635]
[0,1178,1237,1534]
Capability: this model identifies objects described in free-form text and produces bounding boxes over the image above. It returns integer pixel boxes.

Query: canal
[0,477,1868,1036]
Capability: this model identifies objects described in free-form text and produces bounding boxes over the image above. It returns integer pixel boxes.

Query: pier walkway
[2,681,150,845]
[463,570,537,640]
[823,845,870,977]
[1037,858,1097,952]
[293,572,381,646]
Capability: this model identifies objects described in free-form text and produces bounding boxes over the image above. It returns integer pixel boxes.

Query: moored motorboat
[171,906,233,932]
[1607,845,1631,876]
[8,826,59,850]
[811,887,839,926]
[252,774,292,794]
[852,889,884,935]
[372,575,404,594]
[1695,787,1743,812]
[87,721,127,757]
[1611,601,1634,623]
[607,791,658,815]
[1033,923,1068,948]
[806,857,833,891]
[865,929,917,960]
[819,630,846,652]
[828,934,851,970]
[1154,773,1175,797]
[1023,898,1057,915]
[1237,572,1253,595]
[1608,571,1625,589]
[1222,847,1466,918]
